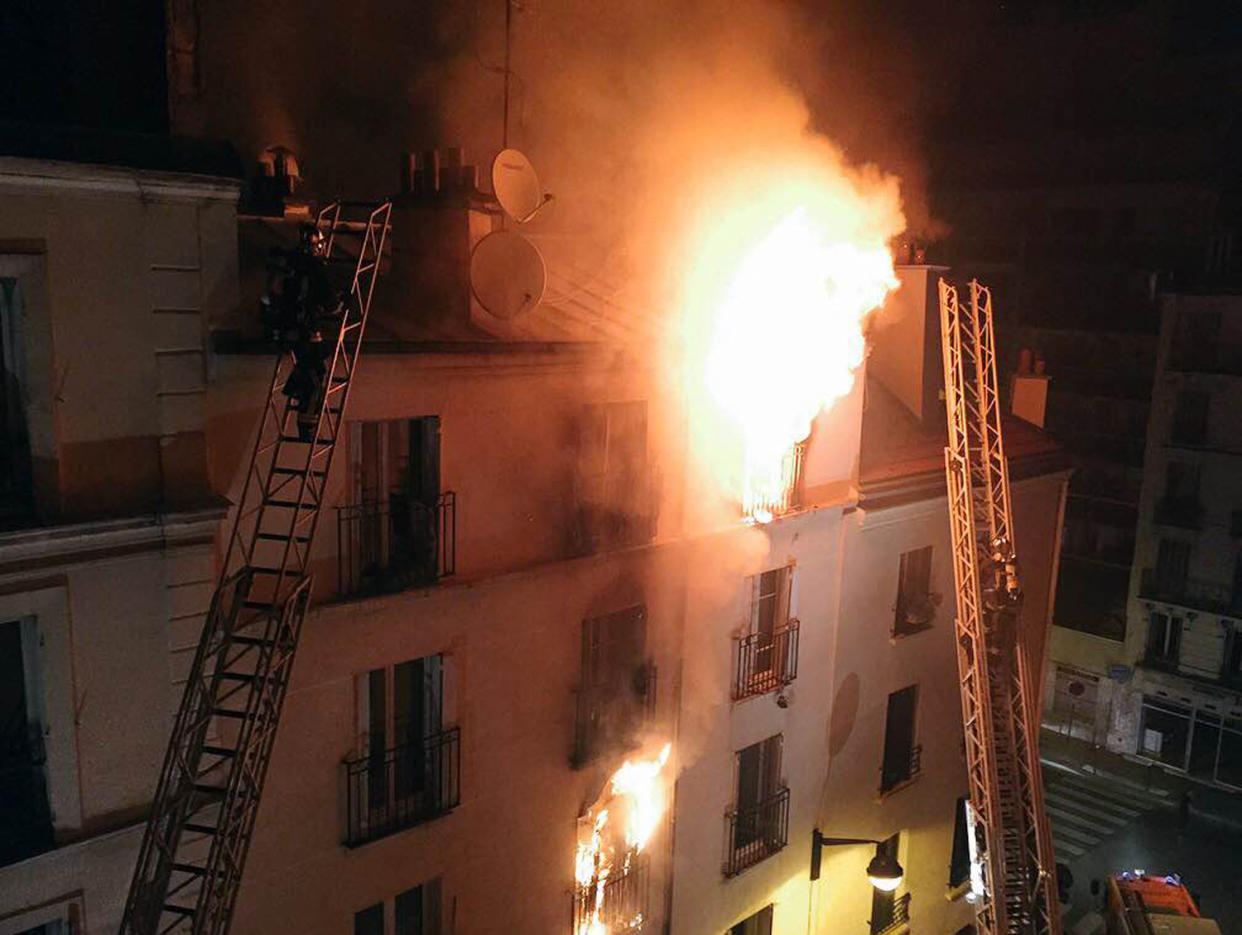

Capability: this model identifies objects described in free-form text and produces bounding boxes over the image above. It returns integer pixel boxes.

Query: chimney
[1010,348,1050,429]
[868,263,951,426]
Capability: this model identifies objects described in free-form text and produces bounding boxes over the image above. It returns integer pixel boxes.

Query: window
[355,903,384,935]
[0,617,53,867]
[354,881,441,935]
[1146,613,1182,667]
[894,546,935,635]
[726,735,789,875]
[1156,463,1201,528]
[1152,538,1191,597]
[1171,390,1209,446]
[949,797,970,889]
[573,606,652,766]
[728,905,774,935]
[1223,627,1242,685]
[880,685,920,793]
[345,655,460,845]
[0,275,33,522]
[339,416,454,595]
[869,834,904,934]
[734,566,799,699]
[576,401,657,550]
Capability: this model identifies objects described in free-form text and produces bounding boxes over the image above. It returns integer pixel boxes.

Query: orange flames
[675,165,901,523]
[574,744,672,935]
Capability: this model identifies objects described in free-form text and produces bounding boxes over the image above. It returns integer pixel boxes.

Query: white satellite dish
[470,230,546,320]
[492,148,547,222]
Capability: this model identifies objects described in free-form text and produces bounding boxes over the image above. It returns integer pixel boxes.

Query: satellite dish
[470,230,546,320]
[492,148,545,222]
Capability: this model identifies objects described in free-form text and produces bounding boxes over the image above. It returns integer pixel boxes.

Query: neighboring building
[0,135,242,931]
[1107,293,1242,788]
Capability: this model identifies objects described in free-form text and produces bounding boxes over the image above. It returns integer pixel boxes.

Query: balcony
[723,786,790,877]
[343,727,461,847]
[1139,569,1240,617]
[1153,496,1202,530]
[572,661,657,769]
[871,892,911,935]
[745,441,807,522]
[572,852,649,935]
[880,744,922,795]
[573,466,660,554]
[336,491,456,598]
[732,620,800,701]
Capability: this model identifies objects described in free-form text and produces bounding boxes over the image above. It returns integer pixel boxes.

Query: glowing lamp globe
[866,850,904,891]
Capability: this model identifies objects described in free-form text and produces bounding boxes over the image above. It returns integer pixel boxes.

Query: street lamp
[810,830,904,890]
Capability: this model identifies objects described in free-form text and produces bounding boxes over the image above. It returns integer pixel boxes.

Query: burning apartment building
[0,4,1072,934]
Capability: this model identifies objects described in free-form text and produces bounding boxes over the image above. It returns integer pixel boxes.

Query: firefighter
[261,225,344,441]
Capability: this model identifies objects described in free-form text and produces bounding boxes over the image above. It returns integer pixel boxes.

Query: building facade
[0,145,1073,935]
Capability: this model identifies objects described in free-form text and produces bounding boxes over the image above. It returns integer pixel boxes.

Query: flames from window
[573,743,672,935]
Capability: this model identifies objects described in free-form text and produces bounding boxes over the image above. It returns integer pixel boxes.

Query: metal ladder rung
[193,783,227,797]
[271,467,328,478]
[172,862,206,876]
[162,904,195,918]
[250,566,302,577]
[212,709,247,719]
[183,822,218,836]
[202,744,237,757]
[255,532,311,543]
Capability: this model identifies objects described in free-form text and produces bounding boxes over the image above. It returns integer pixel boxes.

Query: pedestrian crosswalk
[1041,766,1170,859]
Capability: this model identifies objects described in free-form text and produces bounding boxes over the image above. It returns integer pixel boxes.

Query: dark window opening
[1171,390,1209,446]
[576,401,658,552]
[726,735,788,875]
[1149,538,1191,599]
[354,903,383,935]
[894,546,935,635]
[0,618,52,868]
[729,904,774,935]
[880,685,920,793]
[734,567,799,699]
[949,797,971,889]
[0,277,34,525]
[1146,613,1182,668]
[345,655,459,846]
[1156,463,1201,529]
[396,879,441,935]
[573,606,654,767]
[338,416,456,596]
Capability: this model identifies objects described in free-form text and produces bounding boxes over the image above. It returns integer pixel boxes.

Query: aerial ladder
[120,201,392,935]
[938,279,1061,935]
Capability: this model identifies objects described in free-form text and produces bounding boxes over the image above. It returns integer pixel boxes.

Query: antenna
[470,229,546,320]
[492,148,550,223]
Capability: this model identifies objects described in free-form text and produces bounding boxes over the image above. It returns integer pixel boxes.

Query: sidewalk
[1039,728,1242,831]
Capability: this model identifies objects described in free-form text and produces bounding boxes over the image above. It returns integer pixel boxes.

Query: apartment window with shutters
[0,273,34,524]
[728,905,774,935]
[948,797,970,889]
[725,734,789,876]
[338,416,456,596]
[879,685,920,793]
[0,616,53,867]
[1145,613,1183,669]
[734,566,799,699]
[345,655,460,846]
[354,880,442,935]
[573,606,653,767]
[893,546,935,636]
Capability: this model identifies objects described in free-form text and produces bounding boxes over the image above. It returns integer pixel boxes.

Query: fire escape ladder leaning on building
[939,279,1061,935]
[119,201,393,935]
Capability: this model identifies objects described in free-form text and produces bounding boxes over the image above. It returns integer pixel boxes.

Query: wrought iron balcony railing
[343,727,461,847]
[744,441,807,522]
[336,491,456,598]
[723,786,790,877]
[572,852,649,935]
[871,892,911,935]
[572,661,657,769]
[573,466,660,554]
[880,744,922,794]
[732,620,800,701]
